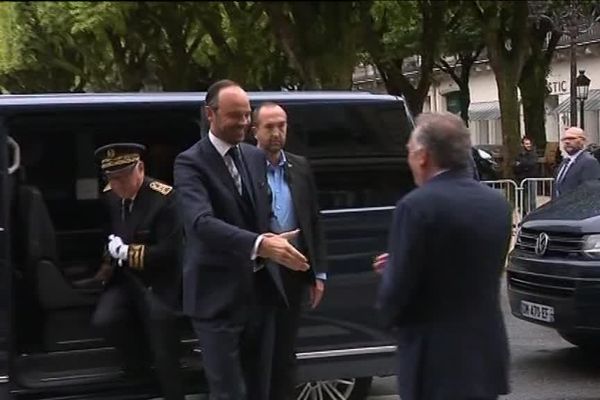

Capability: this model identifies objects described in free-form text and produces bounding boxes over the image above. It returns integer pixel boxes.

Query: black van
[507,181,600,350]
[0,92,415,399]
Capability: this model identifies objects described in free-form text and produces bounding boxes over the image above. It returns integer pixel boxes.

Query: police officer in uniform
[90,143,184,400]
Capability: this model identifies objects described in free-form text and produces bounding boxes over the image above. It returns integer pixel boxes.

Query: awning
[469,101,501,121]
[553,89,600,114]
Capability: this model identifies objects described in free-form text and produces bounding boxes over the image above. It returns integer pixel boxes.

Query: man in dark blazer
[173,80,309,400]
[373,113,512,400]
[553,127,600,198]
[252,102,328,400]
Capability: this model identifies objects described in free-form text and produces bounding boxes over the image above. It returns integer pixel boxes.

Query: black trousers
[270,269,310,400]
[92,277,184,400]
[193,309,276,400]
[192,269,278,400]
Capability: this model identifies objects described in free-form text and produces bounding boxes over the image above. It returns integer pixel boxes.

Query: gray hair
[412,112,472,170]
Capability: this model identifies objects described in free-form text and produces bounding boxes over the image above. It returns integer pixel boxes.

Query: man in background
[514,136,538,214]
[553,127,600,198]
[253,102,327,400]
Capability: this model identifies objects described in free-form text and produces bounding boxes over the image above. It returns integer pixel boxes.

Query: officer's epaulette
[149,181,173,195]
[103,183,112,192]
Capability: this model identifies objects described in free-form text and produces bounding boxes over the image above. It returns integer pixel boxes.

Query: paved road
[366,279,600,400]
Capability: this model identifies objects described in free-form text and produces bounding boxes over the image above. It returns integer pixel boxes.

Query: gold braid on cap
[101,154,140,170]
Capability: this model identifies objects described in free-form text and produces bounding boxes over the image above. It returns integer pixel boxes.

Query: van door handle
[8,136,20,175]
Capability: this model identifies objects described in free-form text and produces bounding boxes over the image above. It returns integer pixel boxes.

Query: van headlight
[582,234,600,257]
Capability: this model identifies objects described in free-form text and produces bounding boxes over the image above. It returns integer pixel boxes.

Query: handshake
[257,229,310,272]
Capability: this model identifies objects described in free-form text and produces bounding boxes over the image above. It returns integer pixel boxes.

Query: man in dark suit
[91,143,184,400]
[373,113,512,400]
[173,80,309,400]
[252,102,328,400]
[553,127,600,198]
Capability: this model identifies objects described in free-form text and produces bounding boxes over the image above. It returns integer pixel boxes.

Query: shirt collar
[209,131,235,158]
[566,149,584,162]
[266,150,287,168]
[431,168,450,179]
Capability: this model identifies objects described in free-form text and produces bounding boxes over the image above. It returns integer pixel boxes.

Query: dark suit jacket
[554,150,600,198]
[377,169,512,400]
[283,152,327,280]
[104,176,182,310]
[174,137,283,322]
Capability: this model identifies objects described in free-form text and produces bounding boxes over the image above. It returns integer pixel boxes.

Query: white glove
[108,235,128,261]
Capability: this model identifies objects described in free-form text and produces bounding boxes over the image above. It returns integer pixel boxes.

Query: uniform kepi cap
[94,143,146,176]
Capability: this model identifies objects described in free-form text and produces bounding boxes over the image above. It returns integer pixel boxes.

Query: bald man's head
[562,126,587,155]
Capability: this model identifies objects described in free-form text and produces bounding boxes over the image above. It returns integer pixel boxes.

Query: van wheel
[295,377,372,400]
[558,330,600,351]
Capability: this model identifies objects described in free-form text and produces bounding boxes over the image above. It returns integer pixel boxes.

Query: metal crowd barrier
[481,179,520,226]
[481,178,555,224]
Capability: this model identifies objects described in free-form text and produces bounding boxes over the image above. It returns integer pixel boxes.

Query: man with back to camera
[90,143,184,400]
[373,113,512,400]
[553,126,600,198]
[173,80,309,400]
[252,102,328,400]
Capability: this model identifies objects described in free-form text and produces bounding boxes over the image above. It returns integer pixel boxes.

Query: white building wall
[429,51,600,146]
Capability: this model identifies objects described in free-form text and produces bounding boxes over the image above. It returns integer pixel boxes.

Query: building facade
[353,27,600,147]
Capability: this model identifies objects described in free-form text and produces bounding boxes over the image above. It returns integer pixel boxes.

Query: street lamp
[576,69,591,129]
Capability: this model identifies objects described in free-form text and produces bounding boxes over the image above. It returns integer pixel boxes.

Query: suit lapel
[284,153,306,232]
[563,154,582,181]
[238,145,258,211]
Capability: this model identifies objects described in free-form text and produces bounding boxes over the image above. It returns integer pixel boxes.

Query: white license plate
[520,300,555,323]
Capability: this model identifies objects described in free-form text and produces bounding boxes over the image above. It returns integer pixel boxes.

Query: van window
[9,110,200,232]
[282,101,414,209]
[284,101,411,158]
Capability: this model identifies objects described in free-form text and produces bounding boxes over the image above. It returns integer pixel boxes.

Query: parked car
[507,181,600,350]
[472,147,500,181]
[0,92,418,400]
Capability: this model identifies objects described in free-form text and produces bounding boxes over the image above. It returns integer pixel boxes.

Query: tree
[472,0,531,177]
[518,16,562,152]
[0,2,86,93]
[362,0,446,116]
[0,2,293,93]
[262,1,366,89]
[435,3,485,125]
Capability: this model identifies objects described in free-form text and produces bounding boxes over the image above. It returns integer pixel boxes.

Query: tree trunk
[459,83,471,126]
[497,76,522,178]
[520,72,547,152]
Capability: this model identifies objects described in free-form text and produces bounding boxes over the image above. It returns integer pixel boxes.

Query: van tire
[295,377,372,400]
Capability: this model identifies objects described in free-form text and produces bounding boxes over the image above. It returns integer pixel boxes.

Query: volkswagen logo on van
[535,232,550,256]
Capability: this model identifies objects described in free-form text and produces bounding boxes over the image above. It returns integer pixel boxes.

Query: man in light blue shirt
[253,102,328,400]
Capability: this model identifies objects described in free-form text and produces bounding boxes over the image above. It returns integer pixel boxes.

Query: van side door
[0,117,14,395]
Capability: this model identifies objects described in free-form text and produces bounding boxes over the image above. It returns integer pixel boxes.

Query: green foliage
[0,1,296,93]
[261,1,366,89]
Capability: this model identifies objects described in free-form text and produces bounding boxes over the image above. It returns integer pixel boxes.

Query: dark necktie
[227,146,248,197]
[556,158,572,184]
[121,198,133,221]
